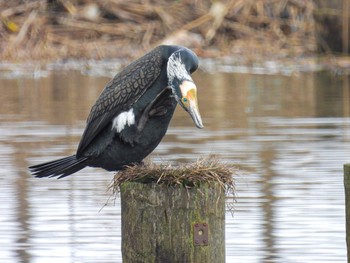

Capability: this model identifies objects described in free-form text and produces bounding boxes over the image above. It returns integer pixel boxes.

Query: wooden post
[120,181,225,263]
[344,164,350,263]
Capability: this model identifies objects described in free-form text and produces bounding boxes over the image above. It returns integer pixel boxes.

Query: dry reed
[110,158,236,196]
[0,0,317,62]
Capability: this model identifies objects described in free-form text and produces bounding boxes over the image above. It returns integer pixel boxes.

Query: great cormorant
[29,45,203,178]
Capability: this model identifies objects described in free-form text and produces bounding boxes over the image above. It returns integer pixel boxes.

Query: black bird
[29,45,203,178]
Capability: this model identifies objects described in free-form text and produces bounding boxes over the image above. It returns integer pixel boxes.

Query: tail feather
[29,155,88,179]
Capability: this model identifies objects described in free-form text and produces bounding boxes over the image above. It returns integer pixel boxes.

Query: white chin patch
[112,108,135,132]
[180,80,196,95]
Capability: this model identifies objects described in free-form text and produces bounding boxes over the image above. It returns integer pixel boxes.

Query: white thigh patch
[112,108,135,132]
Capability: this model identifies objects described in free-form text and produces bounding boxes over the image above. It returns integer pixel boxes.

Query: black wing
[76,46,164,157]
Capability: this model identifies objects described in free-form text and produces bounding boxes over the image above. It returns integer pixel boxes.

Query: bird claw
[149,106,168,117]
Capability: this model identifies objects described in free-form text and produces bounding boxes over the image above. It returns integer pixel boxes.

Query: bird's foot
[149,106,168,117]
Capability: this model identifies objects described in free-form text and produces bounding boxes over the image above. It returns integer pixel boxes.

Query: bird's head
[167,48,203,129]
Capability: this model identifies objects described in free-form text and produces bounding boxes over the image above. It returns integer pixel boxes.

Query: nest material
[110,158,236,196]
[0,0,316,61]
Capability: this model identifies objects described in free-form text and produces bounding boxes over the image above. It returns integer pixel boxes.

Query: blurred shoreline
[1,1,316,61]
[1,0,350,75]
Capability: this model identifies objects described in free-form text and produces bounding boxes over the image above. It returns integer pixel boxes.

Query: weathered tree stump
[120,181,226,263]
[344,163,350,263]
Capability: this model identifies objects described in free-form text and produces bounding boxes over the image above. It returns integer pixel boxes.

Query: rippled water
[0,66,348,263]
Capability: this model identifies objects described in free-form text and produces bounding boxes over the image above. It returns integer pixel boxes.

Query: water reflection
[0,68,348,262]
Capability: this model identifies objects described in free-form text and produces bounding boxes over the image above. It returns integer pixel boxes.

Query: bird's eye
[182,97,188,103]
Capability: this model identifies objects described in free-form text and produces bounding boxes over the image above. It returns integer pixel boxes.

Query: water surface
[0,66,348,262]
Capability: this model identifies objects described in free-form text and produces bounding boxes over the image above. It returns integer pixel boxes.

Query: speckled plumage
[77,47,163,156]
[29,45,201,178]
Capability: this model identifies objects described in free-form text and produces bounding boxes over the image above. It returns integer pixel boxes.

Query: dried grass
[0,0,317,62]
[110,157,237,196]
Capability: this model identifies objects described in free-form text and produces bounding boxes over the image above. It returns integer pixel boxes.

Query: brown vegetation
[110,158,236,196]
[0,0,316,62]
